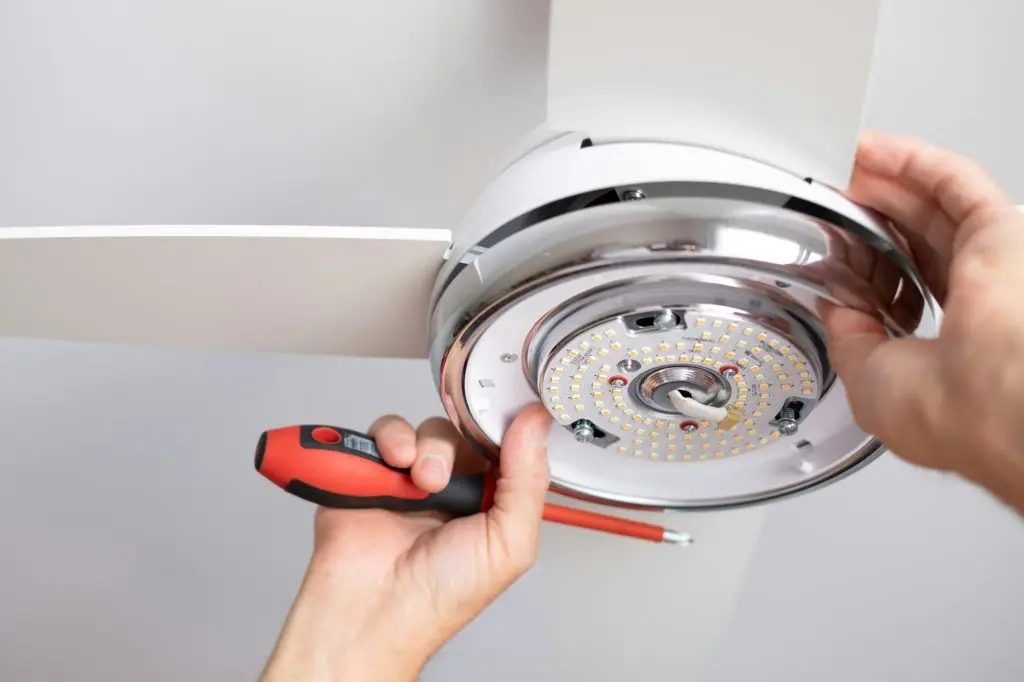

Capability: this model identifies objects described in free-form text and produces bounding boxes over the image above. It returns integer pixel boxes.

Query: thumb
[822,303,940,448]
[486,403,552,575]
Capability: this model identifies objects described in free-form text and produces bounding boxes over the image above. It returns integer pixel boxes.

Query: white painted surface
[548,0,881,188]
[0,226,449,358]
[0,0,547,229]
[445,133,887,264]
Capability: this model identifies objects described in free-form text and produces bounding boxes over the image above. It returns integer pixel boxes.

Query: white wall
[0,341,559,680]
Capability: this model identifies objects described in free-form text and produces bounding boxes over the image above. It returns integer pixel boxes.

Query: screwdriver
[254,424,692,545]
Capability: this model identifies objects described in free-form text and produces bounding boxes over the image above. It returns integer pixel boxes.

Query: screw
[572,420,596,443]
[654,309,676,331]
[617,358,641,373]
[778,419,799,436]
[609,376,627,388]
[682,422,698,434]
[722,367,737,378]
[500,353,518,363]
[777,408,799,436]
[622,188,646,201]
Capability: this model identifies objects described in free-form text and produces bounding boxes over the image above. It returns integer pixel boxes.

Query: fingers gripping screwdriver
[254,424,693,545]
[255,425,497,516]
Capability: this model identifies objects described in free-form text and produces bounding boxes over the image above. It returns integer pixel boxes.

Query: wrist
[959,440,1024,516]
[330,613,433,682]
[263,640,423,682]
[261,566,431,682]
[324,643,426,682]
[263,610,428,682]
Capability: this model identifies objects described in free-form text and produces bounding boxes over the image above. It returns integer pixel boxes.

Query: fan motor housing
[428,133,938,511]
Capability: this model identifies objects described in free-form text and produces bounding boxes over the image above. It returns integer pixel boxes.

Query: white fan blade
[547,0,882,188]
[0,226,450,358]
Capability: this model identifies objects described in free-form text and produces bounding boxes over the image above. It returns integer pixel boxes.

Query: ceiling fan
[0,0,947,515]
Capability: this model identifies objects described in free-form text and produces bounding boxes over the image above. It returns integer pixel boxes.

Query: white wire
[668,391,729,423]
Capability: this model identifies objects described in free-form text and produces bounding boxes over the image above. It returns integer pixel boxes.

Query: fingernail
[420,454,448,478]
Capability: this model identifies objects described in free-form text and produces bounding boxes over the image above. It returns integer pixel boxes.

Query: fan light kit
[431,133,937,510]
[0,0,949,517]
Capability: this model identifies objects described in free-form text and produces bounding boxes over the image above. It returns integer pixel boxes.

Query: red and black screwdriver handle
[254,425,498,516]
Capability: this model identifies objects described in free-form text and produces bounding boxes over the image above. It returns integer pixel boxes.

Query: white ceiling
[1,0,1021,233]
[0,0,548,229]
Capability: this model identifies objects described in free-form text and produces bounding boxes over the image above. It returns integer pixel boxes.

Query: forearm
[260,567,428,682]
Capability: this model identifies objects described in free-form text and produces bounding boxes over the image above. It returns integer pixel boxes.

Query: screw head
[572,421,596,443]
[654,309,676,331]
[778,419,799,436]
[500,353,518,363]
[622,188,646,201]
[617,358,642,373]
[681,421,699,434]
[722,367,737,378]
[609,376,627,388]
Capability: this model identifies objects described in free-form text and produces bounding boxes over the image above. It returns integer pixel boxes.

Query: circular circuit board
[538,308,823,462]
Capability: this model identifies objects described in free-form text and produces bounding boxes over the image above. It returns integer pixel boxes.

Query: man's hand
[824,132,1024,511]
[260,404,552,682]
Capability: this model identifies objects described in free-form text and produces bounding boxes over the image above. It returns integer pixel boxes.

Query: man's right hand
[824,132,1024,512]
